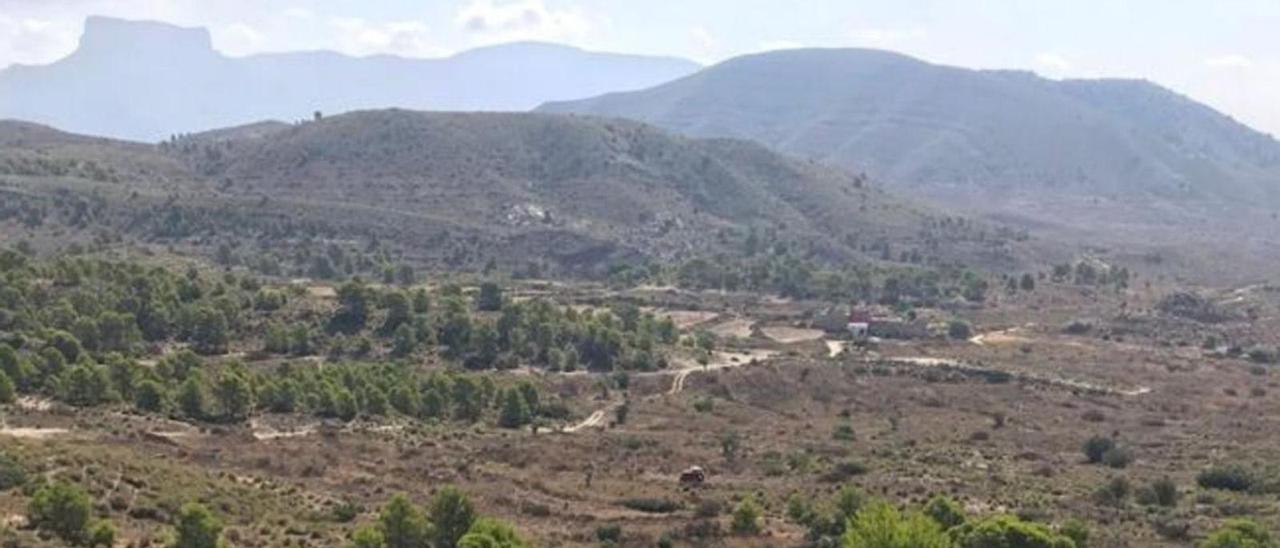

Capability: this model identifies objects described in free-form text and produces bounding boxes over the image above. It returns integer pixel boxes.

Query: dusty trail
[826,340,847,358]
[561,348,781,434]
[969,325,1034,346]
[564,406,612,433]
[668,370,692,395]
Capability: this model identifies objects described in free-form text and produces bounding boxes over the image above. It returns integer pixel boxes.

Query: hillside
[0,111,1026,277]
[0,16,700,141]
[540,49,1280,250]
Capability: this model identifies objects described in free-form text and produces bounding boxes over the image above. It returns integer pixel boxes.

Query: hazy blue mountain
[541,48,1280,209]
[0,16,700,141]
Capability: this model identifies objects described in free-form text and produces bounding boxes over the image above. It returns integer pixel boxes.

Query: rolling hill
[540,49,1280,235]
[0,16,700,142]
[0,111,1025,276]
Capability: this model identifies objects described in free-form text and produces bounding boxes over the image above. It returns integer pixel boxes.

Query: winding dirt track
[564,407,611,432]
[561,349,781,433]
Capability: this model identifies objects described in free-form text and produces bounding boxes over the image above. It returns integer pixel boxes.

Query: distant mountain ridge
[541,48,1280,211]
[0,111,1027,274]
[0,16,700,141]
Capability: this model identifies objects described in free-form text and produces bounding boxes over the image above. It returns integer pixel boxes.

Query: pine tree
[498,389,530,429]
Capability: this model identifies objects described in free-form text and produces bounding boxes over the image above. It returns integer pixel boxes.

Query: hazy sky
[1,0,1278,135]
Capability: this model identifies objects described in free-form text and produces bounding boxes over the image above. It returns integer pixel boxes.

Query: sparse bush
[1094,476,1131,507]
[786,493,814,525]
[1063,320,1093,335]
[1150,477,1180,507]
[1082,435,1115,464]
[833,423,856,441]
[694,499,723,518]
[1149,513,1190,542]
[948,320,973,340]
[692,397,714,413]
[1102,446,1134,469]
[1197,465,1255,492]
[720,431,741,461]
[821,460,869,483]
[595,523,622,544]
[619,498,682,514]
[1247,346,1277,365]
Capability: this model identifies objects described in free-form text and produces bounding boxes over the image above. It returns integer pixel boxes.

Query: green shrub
[833,423,856,441]
[1198,465,1255,492]
[351,525,385,548]
[0,453,25,491]
[134,380,168,413]
[786,493,814,525]
[1059,518,1090,547]
[458,517,527,548]
[923,495,967,530]
[0,370,14,404]
[331,500,361,523]
[429,486,477,548]
[731,495,762,535]
[173,503,224,548]
[692,397,714,413]
[951,515,1076,548]
[88,520,116,548]
[28,482,93,545]
[1199,518,1275,548]
[843,501,950,548]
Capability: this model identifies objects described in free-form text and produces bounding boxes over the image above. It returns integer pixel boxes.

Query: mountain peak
[77,16,214,58]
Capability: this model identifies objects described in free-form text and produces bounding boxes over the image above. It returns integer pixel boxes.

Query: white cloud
[328,16,448,58]
[1204,54,1253,69]
[217,22,265,56]
[757,39,804,52]
[0,14,77,67]
[691,26,716,50]
[848,27,926,46]
[1034,52,1073,75]
[686,25,721,63]
[282,7,314,21]
[454,0,590,43]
